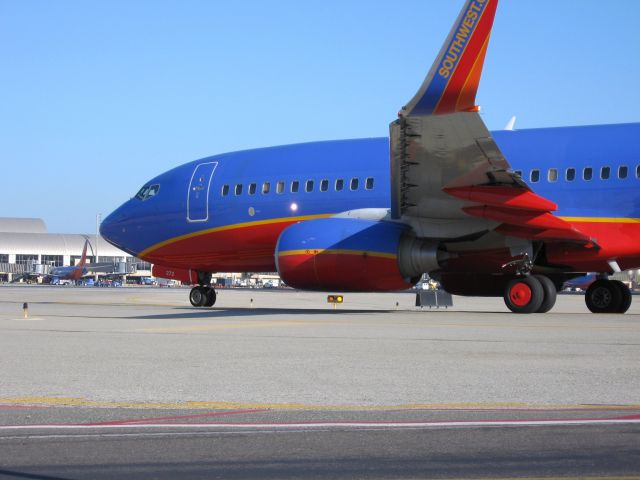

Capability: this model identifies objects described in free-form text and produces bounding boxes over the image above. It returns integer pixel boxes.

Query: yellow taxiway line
[1,396,639,411]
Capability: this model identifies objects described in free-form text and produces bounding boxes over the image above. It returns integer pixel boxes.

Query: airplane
[48,239,91,282]
[562,273,597,292]
[100,0,640,314]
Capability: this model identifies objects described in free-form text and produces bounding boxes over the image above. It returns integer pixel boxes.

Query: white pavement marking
[1,417,639,432]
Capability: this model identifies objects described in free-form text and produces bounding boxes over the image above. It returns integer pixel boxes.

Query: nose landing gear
[189,286,216,307]
[188,272,217,307]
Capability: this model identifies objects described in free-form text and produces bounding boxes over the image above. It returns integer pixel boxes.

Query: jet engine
[275,218,444,291]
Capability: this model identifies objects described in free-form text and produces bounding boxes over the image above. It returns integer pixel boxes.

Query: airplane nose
[100,205,131,252]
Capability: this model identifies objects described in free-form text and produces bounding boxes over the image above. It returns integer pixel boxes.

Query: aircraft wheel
[585,279,622,313]
[203,287,217,307]
[504,276,543,314]
[534,274,557,313]
[610,280,631,314]
[189,286,207,307]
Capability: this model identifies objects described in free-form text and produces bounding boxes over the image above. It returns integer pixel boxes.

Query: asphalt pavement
[0,285,639,479]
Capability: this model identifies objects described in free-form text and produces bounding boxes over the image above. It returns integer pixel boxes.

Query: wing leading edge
[389,0,595,248]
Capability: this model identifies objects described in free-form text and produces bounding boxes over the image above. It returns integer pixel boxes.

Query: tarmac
[0,285,639,478]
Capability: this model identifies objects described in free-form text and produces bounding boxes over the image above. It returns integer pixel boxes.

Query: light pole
[95,213,101,283]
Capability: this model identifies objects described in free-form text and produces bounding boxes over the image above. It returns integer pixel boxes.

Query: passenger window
[276,181,284,194]
[234,184,242,195]
[636,165,640,178]
[350,178,359,190]
[566,168,576,181]
[262,182,270,194]
[248,183,256,195]
[221,185,229,196]
[365,177,374,190]
[320,179,329,192]
[530,170,540,183]
[547,168,558,182]
[291,181,299,193]
[600,166,610,180]
[583,167,593,181]
[305,180,314,192]
[335,179,344,191]
[619,166,628,179]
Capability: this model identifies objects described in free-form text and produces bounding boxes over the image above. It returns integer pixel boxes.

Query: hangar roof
[0,218,47,234]
[0,233,130,257]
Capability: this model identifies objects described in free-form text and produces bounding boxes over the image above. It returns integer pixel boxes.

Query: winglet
[400,0,498,116]
[504,115,516,131]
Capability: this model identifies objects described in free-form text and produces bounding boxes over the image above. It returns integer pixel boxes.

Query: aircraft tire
[585,279,622,313]
[189,286,207,307]
[534,274,557,313]
[204,287,217,307]
[504,276,543,314]
[610,280,631,314]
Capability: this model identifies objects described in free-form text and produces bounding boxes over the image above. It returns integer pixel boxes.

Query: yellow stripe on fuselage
[278,249,397,260]
[139,213,333,258]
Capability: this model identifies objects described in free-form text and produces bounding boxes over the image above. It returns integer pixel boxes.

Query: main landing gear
[503,274,632,314]
[585,279,631,314]
[188,272,216,307]
[504,274,557,314]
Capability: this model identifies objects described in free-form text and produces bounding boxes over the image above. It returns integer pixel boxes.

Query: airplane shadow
[130,307,399,320]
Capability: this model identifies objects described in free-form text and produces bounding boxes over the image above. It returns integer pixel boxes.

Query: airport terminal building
[0,217,280,287]
[0,217,150,283]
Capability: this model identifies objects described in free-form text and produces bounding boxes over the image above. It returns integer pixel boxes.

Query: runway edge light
[327,295,344,304]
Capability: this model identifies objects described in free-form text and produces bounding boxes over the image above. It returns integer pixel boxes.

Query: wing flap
[444,186,557,212]
[494,224,596,246]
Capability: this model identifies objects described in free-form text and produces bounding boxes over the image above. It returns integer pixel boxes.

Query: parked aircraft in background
[101,0,640,314]
[49,239,90,282]
[562,274,597,292]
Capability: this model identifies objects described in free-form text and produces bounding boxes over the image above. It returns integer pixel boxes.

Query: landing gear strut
[585,279,631,313]
[188,272,216,308]
[503,274,558,314]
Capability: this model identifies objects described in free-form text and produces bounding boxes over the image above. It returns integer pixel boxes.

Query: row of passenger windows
[516,165,640,183]
[221,177,375,197]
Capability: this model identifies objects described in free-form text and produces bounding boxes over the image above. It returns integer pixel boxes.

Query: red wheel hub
[509,282,532,307]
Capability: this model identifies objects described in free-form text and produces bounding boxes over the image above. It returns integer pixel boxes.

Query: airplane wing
[389,0,595,247]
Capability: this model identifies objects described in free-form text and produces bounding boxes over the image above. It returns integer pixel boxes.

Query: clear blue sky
[1,1,638,233]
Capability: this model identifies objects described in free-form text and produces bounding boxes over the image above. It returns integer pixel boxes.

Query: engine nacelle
[275,218,443,292]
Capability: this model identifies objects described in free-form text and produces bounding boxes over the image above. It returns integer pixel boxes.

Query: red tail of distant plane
[77,240,89,268]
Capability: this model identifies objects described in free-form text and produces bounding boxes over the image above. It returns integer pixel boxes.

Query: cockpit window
[147,184,160,198]
[135,186,149,200]
[134,184,160,201]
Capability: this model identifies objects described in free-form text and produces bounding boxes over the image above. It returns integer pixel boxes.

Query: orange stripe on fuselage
[278,249,397,260]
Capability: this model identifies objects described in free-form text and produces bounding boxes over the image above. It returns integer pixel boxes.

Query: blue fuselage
[101,122,640,268]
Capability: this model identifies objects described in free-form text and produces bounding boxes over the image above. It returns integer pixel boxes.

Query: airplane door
[187,161,218,222]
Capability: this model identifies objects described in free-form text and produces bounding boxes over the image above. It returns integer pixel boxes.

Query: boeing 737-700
[100,0,640,314]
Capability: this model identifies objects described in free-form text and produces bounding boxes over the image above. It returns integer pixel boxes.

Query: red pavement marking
[613,413,640,420]
[85,408,271,426]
